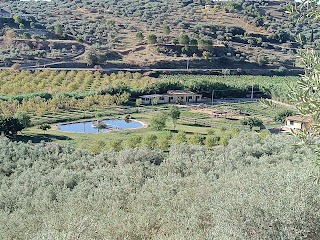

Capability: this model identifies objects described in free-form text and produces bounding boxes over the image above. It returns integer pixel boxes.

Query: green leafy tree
[274,110,295,123]
[205,135,220,148]
[188,134,203,145]
[108,139,123,152]
[152,97,159,105]
[178,34,190,45]
[157,133,171,151]
[39,123,51,133]
[174,131,187,144]
[136,32,144,42]
[163,25,171,35]
[30,22,35,29]
[242,117,264,131]
[15,112,31,128]
[135,98,142,112]
[147,34,157,44]
[202,51,211,60]
[169,105,181,130]
[198,38,213,51]
[22,32,31,39]
[54,23,64,36]
[13,15,22,24]
[151,111,167,130]
[0,116,24,138]
[142,134,158,149]
[126,136,142,148]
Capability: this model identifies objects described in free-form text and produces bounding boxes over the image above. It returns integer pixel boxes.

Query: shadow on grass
[14,133,73,143]
[179,123,211,128]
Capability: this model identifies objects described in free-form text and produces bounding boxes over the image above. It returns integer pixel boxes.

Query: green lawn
[18,101,292,150]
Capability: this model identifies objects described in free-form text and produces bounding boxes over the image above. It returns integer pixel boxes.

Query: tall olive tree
[169,105,181,130]
[287,0,320,180]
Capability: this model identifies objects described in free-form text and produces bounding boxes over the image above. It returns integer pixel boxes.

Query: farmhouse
[139,90,202,105]
[0,8,11,18]
[282,115,313,132]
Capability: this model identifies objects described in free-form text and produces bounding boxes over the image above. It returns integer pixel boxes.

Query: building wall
[140,94,202,105]
[286,120,302,129]
[167,94,202,103]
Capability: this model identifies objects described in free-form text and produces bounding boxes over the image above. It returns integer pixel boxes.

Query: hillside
[0,0,317,70]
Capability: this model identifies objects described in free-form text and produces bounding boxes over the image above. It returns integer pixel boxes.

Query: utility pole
[186,58,189,70]
[251,84,254,99]
[211,89,214,105]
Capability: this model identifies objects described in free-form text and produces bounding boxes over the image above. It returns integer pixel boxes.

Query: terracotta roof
[286,115,313,123]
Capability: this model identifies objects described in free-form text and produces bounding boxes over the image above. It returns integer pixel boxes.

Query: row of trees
[0,133,317,239]
[0,93,130,116]
[0,70,153,96]
[88,127,242,154]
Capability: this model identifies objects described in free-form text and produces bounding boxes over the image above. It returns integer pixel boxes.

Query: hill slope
[0,0,317,69]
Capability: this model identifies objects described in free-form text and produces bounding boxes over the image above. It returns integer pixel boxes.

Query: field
[0,69,298,152]
[13,100,294,153]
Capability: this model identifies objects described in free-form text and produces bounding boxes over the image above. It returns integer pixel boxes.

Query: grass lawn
[18,101,292,150]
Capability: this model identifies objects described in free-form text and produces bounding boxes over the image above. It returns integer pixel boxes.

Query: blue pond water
[59,119,144,133]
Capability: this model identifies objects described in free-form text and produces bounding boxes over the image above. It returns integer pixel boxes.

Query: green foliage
[39,123,51,132]
[126,135,142,149]
[242,117,264,131]
[30,21,35,29]
[147,34,157,44]
[291,49,320,133]
[202,51,211,59]
[0,134,317,238]
[13,15,22,24]
[142,134,158,149]
[135,32,144,41]
[22,32,31,39]
[0,116,24,138]
[54,23,63,36]
[188,134,203,145]
[108,139,123,152]
[135,98,142,107]
[163,25,171,35]
[178,34,190,45]
[157,132,172,151]
[152,97,159,105]
[151,111,167,130]
[205,135,220,148]
[169,105,181,130]
[174,131,187,144]
[275,110,295,123]
[15,112,31,128]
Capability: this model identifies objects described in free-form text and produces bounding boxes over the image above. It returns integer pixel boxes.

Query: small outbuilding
[282,115,313,132]
[139,90,202,105]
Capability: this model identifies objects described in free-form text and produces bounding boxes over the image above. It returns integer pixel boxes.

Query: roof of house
[167,90,199,95]
[286,115,313,123]
[140,94,163,98]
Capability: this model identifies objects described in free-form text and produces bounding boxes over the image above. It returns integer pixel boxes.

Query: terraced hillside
[0,0,317,69]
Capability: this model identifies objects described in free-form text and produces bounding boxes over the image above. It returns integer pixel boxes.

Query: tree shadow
[14,133,73,143]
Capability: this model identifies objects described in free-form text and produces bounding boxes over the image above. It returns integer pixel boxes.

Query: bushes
[0,134,318,238]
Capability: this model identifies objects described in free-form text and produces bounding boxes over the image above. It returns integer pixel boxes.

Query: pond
[59,119,144,133]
